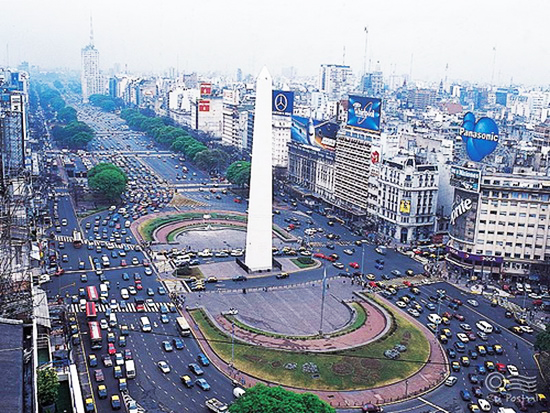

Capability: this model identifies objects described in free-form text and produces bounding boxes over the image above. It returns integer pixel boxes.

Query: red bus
[88,321,102,350]
[85,302,97,320]
[86,286,99,302]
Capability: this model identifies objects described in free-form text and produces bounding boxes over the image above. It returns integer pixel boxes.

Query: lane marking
[417,397,450,413]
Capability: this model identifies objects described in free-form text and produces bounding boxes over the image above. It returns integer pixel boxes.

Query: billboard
[446,246,503,264]
[449,189,479,244]
[200,83,212,98]
[291,116,340,151]
[347,96,381,133]
[198,100,210,112]
[450,165,481,192]
[460,112,499,162]
[399,199,411,215]
[272,91,294,116]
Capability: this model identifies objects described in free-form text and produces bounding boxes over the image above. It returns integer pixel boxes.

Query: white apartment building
[272,113,291,168]
[448,168,550,281]
[377,153,439,243]
[318,64,353,100]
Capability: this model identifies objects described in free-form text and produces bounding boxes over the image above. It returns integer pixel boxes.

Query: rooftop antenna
[342,45,346,65]
[89,14,94,47]
[362,26,369,93]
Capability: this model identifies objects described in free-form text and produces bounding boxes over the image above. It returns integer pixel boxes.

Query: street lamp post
[231,318,235,368]
[405,379,409,397]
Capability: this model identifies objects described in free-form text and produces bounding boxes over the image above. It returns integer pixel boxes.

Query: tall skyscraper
[81,17,102,103]
[318,64,353,100]
[245,67,273,272]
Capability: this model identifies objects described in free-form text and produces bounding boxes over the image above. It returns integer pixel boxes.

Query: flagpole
[319,267,327,336]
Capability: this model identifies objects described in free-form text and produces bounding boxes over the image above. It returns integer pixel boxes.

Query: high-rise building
[318,64,353,100]
[81,18,102,103]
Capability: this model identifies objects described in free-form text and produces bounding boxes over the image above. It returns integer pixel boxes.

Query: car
[461,390,473,401]
[195,378,211,391]
[147,288,155,296]
[135,280,143,290]
[453,313,465,321]
[128,286,137,295]
[158,361,171,373]
[89,354,98,367]
[108,343,116,355]
[507,364,519,376]
[349,262,359,269]
[94,369,104,382]
[477,345,487,356]
[111,394,121,410]
[477,331,488,341]
[476,365,487,375]
[102,355,112,367]
[131,257,139,265]
[160,314,170,324]
[460,323,472,331]
[461,356,471,367]
[451,361,461,372]
[472,386,483,398]
[442,328,452,338]
[478,399,491,412]
[120,259,127,267]
[484,361,495,372]
[426,303,436,311]
[197,353,210,366]
[446,348,457,359]
[158,286,166,295]
[173,338,184,350]
[115,352,124,366]
[391,270,402,277]
[520,325,534,334]
[188,363,204,375]
[107,332,116,343]
[97,384,108,399]
[122,272,130,281]
[118,336,126,347]
[467,332,477,341]
[509,325,524,335]
[468,403,481,412]
[444,376,458,386]
[468,373,480,384]
[343,249,354,255]
[467,299,479,307]
[361,403,383,412]
[163,341,174,352]
[454,341,466,352]
[160,304,169,314]
[144,268,153,276]
[396,300,407,308]
[457,332,470,343]
[180,375,194,388]
[276,272,289,279]
[113,365,122,378]
[118,378,127,392]
[505,310,513,318]
[100,318,109,330]
[494,344,504,355]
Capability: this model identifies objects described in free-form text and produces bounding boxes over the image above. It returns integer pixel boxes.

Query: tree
[37,367,59,407]
[88,163,127,201]
[50,96,66,112]
[229,384,335,413]
[226,161,251,187]
[194,148,229,172]
[535,325,550,351]
[57,106,77,123]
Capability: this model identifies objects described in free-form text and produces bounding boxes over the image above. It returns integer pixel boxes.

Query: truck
[205,398,228,412]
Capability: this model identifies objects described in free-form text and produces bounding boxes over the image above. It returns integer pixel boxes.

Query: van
[140,316,151,332]
[476,320,494,334]
[100,283,109,298]
[428,313,442,324]
[109,313,117,328]
[125,360,136,379]
[101,256,110,268]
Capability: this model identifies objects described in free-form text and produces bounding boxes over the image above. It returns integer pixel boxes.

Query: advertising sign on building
[449,189,479,244]
[290,116,340,151]
[223,89,239,105]
[399,199,411,215]
[272,90,294,116]
[371,150,380,164]
[200,83,212,98]
[460,112,499,162]
[198,100,210,112]
[347,95,381,133]
[450,165,481,192]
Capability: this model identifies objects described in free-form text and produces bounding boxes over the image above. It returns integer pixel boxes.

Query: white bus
[176,316,191,336]
[140,316,152,332]
[476,320,494,334]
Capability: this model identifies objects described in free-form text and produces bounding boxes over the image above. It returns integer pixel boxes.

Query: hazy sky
[1,0,549,85]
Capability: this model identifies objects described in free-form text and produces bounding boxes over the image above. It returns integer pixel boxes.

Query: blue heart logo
[460,112,499,162]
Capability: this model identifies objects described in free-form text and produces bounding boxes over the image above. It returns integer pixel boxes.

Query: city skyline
[0,0,549,86]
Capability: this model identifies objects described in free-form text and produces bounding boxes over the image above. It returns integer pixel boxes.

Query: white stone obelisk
[245,67,273,271]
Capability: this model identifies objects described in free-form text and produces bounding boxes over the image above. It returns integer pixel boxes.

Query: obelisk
[244,67,273,271]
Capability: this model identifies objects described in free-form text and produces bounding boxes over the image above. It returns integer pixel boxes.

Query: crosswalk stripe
[54,235,138,251]
[71,301,162,313]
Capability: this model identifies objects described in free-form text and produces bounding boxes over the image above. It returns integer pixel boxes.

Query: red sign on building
[198,100,210,112]
[371,151,380,164]
[200,83,212,97]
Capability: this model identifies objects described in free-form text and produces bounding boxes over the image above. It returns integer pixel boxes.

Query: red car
[120,259,127,267]
[108,343,116,355]
[313,253,326,259]
[454,313,466,321]
[142,259,150,267]
[55,267,65,276]
[403,280,412,287]
[325,256,337,262]
[135,280,143,290]
[453,298,463,306]
[442,311,452,319]
[495,363,507,373]
[136,303,145,312]
[349,262,359,269]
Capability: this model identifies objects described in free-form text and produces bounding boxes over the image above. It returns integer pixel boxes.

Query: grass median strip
[190,300,429,391]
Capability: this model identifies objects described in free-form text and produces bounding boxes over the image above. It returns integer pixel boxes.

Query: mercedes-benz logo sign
[274,93,288,112]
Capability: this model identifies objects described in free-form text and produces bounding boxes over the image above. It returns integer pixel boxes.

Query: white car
[460,323,472,331]
[100,318,109,330]
[396,301,407,308]
[456,333,470,343]
[520,325,534,334]
[157,361,170,374]
[121,288,129,300]
[467,299,479,307]
[478,399,491,412]
[110,299,118,310]
[128,286,137,295]
[115,352,124,366]
[343,249,354,255]
[507,364,519,376]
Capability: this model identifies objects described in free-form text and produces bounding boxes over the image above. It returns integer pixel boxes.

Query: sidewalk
[183,295,447,409]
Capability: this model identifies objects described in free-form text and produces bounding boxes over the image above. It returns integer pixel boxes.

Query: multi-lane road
[41,101,544,413]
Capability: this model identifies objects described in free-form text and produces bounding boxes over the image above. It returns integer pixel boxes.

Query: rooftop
[0,319,24,413]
